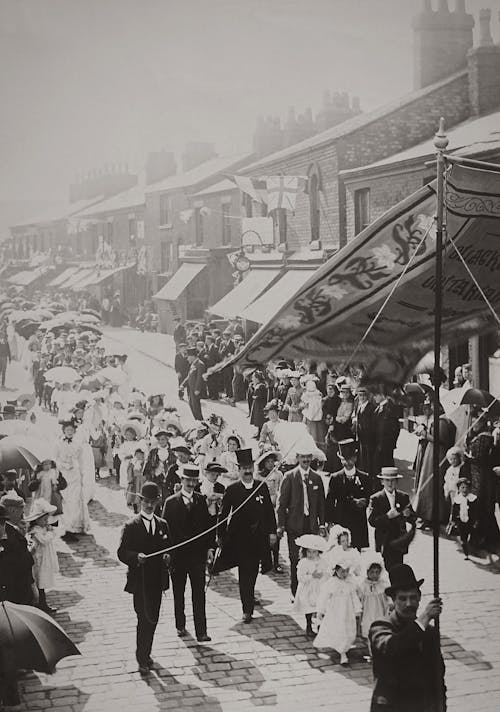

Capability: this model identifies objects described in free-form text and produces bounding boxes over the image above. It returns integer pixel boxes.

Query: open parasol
[0,601,80,674]
[44,366,81,384]
[0,435,54,469]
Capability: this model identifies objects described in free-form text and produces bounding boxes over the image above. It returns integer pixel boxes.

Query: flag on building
[266,176,306,212]
[230,175,268,204]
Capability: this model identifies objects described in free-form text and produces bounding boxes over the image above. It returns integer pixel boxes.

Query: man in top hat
[117,482,171,675]
[276,443,326,596]
[162,465,212,642]
[216,449,277,623]
[368,467,416,571]
[369,564,445,712]
[185,346,205,421]
[325,439,371,550]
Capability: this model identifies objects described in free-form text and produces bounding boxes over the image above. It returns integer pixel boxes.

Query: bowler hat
[235,448,254,468]
[140,482,161,500]
[205,462,228,474]
[385,564,424,597]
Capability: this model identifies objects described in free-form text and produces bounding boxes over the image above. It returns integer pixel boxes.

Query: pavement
[2,329,500,711]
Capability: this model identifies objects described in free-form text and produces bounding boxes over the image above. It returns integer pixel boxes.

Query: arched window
[307,163,322,242]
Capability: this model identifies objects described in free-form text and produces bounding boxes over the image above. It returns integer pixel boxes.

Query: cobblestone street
[3,330,500,712]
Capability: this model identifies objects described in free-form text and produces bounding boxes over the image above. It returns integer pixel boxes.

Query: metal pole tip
[434,118,449,151]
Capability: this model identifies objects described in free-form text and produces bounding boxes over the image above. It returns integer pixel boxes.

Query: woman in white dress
[55,420,91,542]
[218,434,242,488]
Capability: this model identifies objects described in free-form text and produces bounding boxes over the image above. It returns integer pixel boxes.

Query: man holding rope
[117,482,171,676]
[215,449,277,623]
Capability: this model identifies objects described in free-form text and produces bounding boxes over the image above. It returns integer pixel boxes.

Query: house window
[243,193,253,217]
[160,242,171,273]
[195,208,204,246]
[159,194,170,226]
[221,203,231,246]
[128,217,137,241]
[273,208,287,245]
[354,188,370,235]
[309,173,320,242]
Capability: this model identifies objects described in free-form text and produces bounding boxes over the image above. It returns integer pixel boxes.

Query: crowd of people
[0,296,498,710]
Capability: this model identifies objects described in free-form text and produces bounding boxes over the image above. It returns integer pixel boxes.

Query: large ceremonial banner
[224,158,500,384]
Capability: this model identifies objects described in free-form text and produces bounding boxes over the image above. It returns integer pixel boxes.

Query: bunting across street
[217,157,500,385]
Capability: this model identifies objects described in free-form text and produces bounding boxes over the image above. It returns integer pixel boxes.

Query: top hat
[377,467,403,479]
[180,464,200,479]
[385,564,424,597]
[235,448,254,468]
[140,481,160,500]
[0,504,9,521]
[337,438,358,459]
[24,498,57,523]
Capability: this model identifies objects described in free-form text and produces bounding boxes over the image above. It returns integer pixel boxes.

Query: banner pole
[433,116,448,712]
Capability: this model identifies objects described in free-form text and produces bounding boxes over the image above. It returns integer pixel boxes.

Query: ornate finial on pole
[434,117,449,151]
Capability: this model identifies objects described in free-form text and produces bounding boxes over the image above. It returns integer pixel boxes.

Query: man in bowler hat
[369,564,445,712]
[216,449,277,623]
[276,443,326,596]
[368,467,416,571]
[117,482,170,675]
[162,465,212,642]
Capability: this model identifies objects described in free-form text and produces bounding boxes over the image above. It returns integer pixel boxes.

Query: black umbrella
[404,382,434,403]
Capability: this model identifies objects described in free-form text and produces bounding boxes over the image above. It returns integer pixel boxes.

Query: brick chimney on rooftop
[412,0,474,90]
[467,8,500,116]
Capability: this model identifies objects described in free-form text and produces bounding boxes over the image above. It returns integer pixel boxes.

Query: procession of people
[1,289,499,711]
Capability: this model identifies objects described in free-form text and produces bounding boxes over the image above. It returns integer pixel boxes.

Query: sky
[0,0,498,204]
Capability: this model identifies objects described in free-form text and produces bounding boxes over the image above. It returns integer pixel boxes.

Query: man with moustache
[369,564,445,712]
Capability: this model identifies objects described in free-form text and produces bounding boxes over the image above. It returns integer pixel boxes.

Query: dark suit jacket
[174,352,189,380]
[326,468,371,548]
[369,611,446,712]
[354,401,376,445]
[374,400,400,450]
[276,467,325,534]
[0,523,34,605]
[162,491,211,565]
[187,358,205,392]
[368,488,415,554]
[117,514,170,594]
[216,480,276,572]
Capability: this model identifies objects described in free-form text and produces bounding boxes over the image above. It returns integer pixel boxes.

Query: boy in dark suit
[162,465,213,642]
[117,482,170,675]
[369,564,445,712]
[276,444,326,595]
[368,467,416,571]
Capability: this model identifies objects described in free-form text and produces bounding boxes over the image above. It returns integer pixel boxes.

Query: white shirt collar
[298,466,310,478]
[141,512,154,521]
[344,467,356,476]
[181,489,193,500]
[242,480,254,490]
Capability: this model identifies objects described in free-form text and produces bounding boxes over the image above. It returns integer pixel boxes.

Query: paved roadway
[2,328,500,712]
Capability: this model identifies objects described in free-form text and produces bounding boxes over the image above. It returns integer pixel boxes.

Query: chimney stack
[467,7,500,116]
[412,0,474,90]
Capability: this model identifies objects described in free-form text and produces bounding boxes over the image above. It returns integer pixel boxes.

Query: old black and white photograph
[1,1,500,710]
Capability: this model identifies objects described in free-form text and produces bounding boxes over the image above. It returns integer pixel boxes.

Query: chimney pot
[478,8,494,46]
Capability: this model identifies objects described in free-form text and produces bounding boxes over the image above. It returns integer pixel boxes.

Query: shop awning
[47,266,81,288]
[208,268,281,319]
[7,268,50,286]
[62,268,95,290]
[153,262,206,301]
[74,265,130,291]
[214,157,500,385]
[240,269,317,324]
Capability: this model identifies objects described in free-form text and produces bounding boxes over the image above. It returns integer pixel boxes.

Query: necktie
[302,475,309,516]
[184,496,192,511]
[142,516,154,535]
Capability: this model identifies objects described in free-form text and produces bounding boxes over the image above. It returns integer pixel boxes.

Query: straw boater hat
[377,466,403,479]
[25,498,57,523]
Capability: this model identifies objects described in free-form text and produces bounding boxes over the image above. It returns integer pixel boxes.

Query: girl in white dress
[325,526,361,578]
[292,534,328,637]
[32,459,59,504]
[218,435,242,488]
[26,498,60,614]
[357,553,390,657]
[314,553,362,665]
[118,421,147,488]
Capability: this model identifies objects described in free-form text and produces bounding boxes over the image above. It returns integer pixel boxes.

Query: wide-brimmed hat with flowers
[25,498,57,523]
[294,534,328,552]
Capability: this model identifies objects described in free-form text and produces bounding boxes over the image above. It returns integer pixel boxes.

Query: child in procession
[292,534,328,638]
[357,553,389,659]
[451,477,478,560]
[26,498,60,615]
